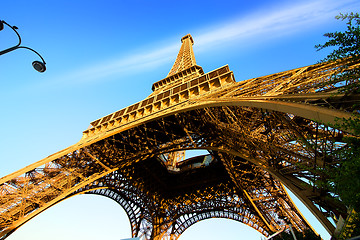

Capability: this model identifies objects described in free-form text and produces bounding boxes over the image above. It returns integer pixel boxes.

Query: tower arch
[1,34,358,240]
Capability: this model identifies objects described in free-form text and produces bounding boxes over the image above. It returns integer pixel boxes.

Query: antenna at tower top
[181,34,194,44]
[151,34,204,92]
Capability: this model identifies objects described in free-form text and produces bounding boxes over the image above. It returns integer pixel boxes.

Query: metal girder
[1,34,359,240]
[76,157,275,238]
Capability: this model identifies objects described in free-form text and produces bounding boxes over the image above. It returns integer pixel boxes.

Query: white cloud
[42,0,360,88]
[36,43,178,89]
[195,0,359,50]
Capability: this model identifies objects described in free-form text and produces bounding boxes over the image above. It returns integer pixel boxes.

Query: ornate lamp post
[0,20,46,72]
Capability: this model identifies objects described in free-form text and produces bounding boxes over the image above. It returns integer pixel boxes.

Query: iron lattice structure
[1,34,359,239]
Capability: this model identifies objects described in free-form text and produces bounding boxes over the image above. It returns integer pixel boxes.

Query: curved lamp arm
[0,20,46,72]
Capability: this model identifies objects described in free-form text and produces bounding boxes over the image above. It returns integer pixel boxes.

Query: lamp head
[0,21,4,31]
[32,61,46,73]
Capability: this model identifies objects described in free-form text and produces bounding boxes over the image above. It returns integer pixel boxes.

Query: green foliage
[315,12,360,201]
[339,116,360,136]
[330,133,360,212]
[315,12,360,93]
[315,12,360,61]
[315,12,360,238]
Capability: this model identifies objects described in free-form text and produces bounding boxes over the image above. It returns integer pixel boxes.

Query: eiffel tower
[1,34,359,240]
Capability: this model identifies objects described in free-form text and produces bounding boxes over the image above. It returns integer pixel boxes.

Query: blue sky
[1,0,360,239]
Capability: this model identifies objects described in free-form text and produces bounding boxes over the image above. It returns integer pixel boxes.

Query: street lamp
[0,20,46,72]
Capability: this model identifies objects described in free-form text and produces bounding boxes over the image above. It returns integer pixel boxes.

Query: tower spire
[167,34,197,77]
[151,34,204,92]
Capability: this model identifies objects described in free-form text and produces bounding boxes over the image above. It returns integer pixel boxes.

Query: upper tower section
[167,34,197,77]
[151,34,204,93]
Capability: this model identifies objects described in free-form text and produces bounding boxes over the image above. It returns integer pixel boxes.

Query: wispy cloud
[41,0,359,89]
[195,0,358,49]
[60,44,178,85]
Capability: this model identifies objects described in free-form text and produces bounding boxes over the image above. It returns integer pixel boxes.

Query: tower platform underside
[1,34,359,240]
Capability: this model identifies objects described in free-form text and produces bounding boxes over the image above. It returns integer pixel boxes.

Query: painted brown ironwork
[0,34,359,240]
